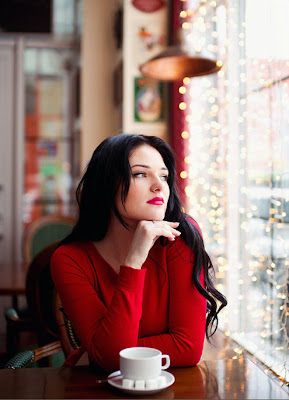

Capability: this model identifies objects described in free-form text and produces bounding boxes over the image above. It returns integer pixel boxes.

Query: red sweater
[50,234,206,372]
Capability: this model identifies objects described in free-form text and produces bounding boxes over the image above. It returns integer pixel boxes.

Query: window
[24,47,80,225]
[23,0,82,226]
[179,0,289,382]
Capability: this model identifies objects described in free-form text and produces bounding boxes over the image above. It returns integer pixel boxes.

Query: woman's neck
[93,215,136,273]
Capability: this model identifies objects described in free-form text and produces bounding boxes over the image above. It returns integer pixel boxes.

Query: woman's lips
[147,197,164,205]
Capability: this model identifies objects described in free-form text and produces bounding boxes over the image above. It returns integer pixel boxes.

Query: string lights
[178,0,289,384]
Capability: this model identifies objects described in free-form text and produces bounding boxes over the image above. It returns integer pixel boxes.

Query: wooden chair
[5,215,75,356]
[4,341,63,369]
[54,293,81,358]
[5,242,59,356]
[5,294,81,369]
[4,243,81,368]
[22,214,75,264]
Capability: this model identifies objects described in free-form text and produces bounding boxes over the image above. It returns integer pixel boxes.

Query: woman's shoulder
[52,240,91,258]
[50,241,96,272]
[185,215,202,236]
[50,241,99,283]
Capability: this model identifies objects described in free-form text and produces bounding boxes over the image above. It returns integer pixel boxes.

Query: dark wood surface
[0,264,26,295]
[1,358,288,399]
[0,263,26,309]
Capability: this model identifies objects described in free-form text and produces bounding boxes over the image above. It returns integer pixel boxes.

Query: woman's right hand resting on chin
[124,220,181,270]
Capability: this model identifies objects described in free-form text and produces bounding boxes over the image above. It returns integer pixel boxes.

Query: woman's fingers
[150,220,181,240]
[154,220,179,228]
[164,221,180,226]
[151,226,181,241]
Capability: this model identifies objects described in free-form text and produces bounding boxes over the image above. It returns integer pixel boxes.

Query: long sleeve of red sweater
[50,236,206,372]
[51,246,146,371]
[138,238,206,366]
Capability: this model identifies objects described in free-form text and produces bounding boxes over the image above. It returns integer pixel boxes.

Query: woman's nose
[150,176,163,192]
[151,185,160,192]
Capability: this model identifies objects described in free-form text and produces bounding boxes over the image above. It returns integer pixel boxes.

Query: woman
[51,133,227,372]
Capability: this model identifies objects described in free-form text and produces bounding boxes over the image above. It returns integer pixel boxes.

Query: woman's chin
[121,210,166,224]
[148,212,166,221]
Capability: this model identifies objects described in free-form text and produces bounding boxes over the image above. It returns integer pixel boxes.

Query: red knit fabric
[51,226,206,372]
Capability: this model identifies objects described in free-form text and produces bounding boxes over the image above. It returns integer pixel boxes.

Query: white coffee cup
[119,347,170,380]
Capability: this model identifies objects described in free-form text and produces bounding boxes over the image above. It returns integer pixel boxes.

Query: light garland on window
[178,0,289,384]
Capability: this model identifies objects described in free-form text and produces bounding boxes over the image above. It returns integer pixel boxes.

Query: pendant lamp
[139,3,222,81]
[139,45,222,81]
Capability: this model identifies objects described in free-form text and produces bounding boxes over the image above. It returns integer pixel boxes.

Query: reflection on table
[0,358,288,399]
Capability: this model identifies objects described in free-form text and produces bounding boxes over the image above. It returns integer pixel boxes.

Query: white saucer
[107,370,175,395]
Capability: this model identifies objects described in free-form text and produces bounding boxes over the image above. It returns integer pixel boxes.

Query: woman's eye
[161,175,169,181]
[133,172,146,178]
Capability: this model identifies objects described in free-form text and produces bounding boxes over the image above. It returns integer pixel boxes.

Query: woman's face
[115,145,170,225]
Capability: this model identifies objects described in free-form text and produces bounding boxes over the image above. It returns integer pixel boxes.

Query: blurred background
[0,0,288,383]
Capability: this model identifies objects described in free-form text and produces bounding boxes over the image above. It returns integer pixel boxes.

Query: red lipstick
[147,197,164,205]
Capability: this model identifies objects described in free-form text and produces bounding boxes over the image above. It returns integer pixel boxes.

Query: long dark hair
[62,133,227,339]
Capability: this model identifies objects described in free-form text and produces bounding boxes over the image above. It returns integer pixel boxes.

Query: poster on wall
[136,25,166,64]
[134,76,164,122]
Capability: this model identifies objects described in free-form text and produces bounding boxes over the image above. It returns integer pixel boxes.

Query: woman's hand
[124,220,181,270]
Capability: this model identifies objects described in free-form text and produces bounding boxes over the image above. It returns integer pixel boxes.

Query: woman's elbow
[186,350,202,366]
[87,345,119,372]
[173,350,202,367]
[87,335,132,373]
[171,337,204,367]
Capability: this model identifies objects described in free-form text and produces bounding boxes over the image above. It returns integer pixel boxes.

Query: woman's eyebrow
[131,164,168,171]
[131,164,149,168]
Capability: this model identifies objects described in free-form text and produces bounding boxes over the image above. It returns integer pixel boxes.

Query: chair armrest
[5,308,20,321]
[33,341,63,363]
[4,340,63,369]
[5,307,35,330]
[5,350,35,369]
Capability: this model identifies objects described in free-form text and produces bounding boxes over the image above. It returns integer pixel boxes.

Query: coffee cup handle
[161,355,170,370]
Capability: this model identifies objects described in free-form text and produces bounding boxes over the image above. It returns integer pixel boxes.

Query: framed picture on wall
[134,76,164,122]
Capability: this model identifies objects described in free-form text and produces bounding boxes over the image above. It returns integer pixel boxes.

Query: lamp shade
[139,45,221,81]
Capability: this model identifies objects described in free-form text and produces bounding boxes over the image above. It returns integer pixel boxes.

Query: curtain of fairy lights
[178,0,289,384]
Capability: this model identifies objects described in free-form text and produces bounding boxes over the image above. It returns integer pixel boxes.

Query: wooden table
[0,264,26,309]
[0,358,288,399]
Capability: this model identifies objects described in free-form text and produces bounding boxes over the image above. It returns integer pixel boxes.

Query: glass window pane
[53,0,75,34]
[181,0,289,380]
[39,49,71,76]
[25,76,65,138]
[24,139,75,225]
[38,79,64,115]
[23,44,80,227]
[24,49,37,74]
